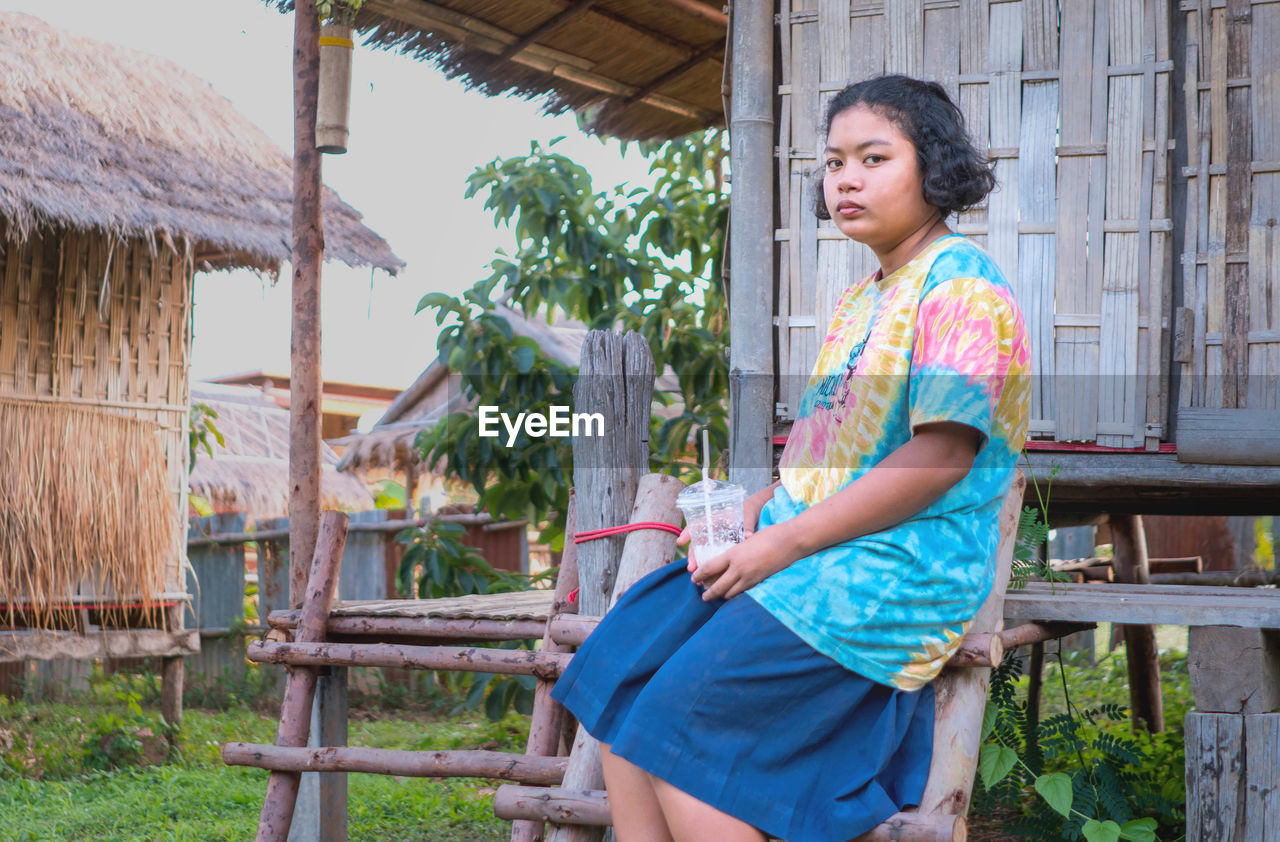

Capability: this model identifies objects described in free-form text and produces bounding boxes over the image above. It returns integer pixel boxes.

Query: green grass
[0,678,527,842]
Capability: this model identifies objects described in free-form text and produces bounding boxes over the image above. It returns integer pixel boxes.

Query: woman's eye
[864,155,884,165]
[824,159,841,171]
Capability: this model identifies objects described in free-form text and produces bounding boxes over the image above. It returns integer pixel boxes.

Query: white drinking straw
[701,428,713,546]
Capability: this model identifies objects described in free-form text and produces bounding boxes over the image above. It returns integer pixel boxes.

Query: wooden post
[289,0,324,609]
[918,472,1025,816]
[161,602,185,735]
[544,474,684,842]
[290,667,347,842]
[1110,515,1164,732]
[1185,713,1280,841]
[570,331,654,618]
[512,496,581,842]
[254,511,348,842]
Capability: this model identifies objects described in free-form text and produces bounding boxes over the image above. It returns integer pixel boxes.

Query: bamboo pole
[918,473,1025,816]
[265,614,549,641]
[253,511,348,842]
[512,495,581,842]
[224,744,567,784]
[247,640,572,678]
[290,0,324,609]
[494,788,966,841]
[545,618,1091,669]
[546,473,684,842]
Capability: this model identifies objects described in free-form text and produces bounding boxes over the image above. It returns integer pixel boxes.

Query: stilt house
[0,13,400,659]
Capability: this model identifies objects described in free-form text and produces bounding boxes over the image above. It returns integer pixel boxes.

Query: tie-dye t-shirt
[745,234,1031,691]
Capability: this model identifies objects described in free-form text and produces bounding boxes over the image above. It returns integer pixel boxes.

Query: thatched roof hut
[0,12,399,633]
[271,0,726,140]
[190,384,374,523]
[0,12,402,274]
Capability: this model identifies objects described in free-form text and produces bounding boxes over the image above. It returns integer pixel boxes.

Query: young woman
[552,74,1032,842]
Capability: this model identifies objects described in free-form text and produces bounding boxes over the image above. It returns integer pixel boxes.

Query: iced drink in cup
[675,479,747,569]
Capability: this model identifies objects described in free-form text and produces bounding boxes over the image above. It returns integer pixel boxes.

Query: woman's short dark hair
[814,74,995,220]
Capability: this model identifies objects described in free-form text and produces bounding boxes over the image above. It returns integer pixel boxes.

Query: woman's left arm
[691,421,982,601]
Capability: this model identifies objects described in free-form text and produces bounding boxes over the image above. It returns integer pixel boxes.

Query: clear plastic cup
[675,479,747,568]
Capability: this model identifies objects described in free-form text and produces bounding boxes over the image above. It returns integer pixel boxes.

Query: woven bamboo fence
[775,0,1175,449]
[1177,0,1280,414]
[0,226,193,627]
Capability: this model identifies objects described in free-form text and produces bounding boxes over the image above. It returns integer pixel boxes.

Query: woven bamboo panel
[0,228,194,600]
[1178,0,1280,415]
[775,0,1173,449]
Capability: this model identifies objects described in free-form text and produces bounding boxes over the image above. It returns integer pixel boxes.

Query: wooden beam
[0,630,199,663]
[493,787,964,840]
[266,614,548,641]
[224,744,567,785]
[653,0,728,26]
[247,640,572,678]
[290,0,324,607]
[1111,515,1164,733]
[494,0,598,65]
[621,40,724,106]
[364,0,716,123]
[1005,581,1280,627]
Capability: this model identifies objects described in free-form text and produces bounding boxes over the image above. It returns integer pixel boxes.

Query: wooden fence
[0,510,529,699]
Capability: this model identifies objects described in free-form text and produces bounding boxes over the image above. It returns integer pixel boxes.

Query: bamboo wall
[1177,0,1280,414]
[775,0,1175,448]
[0,226,194,599]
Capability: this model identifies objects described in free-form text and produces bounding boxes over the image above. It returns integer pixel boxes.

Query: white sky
[0,0,654,388]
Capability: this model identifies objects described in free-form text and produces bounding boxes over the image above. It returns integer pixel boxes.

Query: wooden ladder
[230,472,1082,842]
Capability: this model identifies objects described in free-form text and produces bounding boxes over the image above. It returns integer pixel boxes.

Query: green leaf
[512,345,536,374]
[1118,819,1158,842]
[1083,820,1121,842]
[981,703,998,743]
[978,743,1018,790]
[1034,772,1074,818]
[415,291,455,314]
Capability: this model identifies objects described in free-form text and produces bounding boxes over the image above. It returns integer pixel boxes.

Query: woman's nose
[836,167,860,191]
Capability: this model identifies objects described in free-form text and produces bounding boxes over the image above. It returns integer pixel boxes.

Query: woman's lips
[837,202,864,218]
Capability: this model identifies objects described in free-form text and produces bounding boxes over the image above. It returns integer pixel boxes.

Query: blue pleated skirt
[550,559,935,842]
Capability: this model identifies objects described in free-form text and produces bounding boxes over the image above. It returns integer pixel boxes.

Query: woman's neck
[874,216,953,278]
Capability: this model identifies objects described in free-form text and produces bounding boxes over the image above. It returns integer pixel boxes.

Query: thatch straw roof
[271,0,726,141]
[0,13,403,274]
[190,383,374,523]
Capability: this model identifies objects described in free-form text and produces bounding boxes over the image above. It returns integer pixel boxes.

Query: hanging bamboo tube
[316,21,354,153]
[252,510,348,842]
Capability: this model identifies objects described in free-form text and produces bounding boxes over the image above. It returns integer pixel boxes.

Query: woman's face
[822,105,938,254]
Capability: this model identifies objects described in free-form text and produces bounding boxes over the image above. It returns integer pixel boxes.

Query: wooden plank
[1176,406,1280,463]
[0,629,200,663]
[956,0,989,246]
[1188,626,1280,713]
[884,0,923,75]
[1243,714,1280,842]
[1055,0,1098,442]
[1222,0,1251,407]
[923,0,960,102]
[986,0,1021,286]
[1004,581,1280,627]
[791,12,821,389]
[776,0,793,419]
[1146,0,1173,449]
[1185,712,1243,842]
[1252,4,1280,340]
[1018,80,1058,428]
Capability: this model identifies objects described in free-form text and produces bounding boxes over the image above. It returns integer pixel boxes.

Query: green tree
[415,130,730,547]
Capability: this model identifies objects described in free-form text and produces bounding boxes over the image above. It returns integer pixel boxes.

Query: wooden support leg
[545,474,684,842]
[1110,515,1164,733]
[513,497,581,842]
[1186,712,1280,841]
[289,666,348,842]
[161,656,184,732]
[253,511,349,842]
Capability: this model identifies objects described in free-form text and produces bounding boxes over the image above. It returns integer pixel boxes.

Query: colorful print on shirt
[746,234,1032,691]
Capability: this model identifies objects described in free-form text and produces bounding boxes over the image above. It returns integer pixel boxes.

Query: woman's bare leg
[600,743,675,842]
[650,777,768,842]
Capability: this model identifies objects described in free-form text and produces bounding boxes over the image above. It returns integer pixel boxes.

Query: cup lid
[676,479,746,508]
